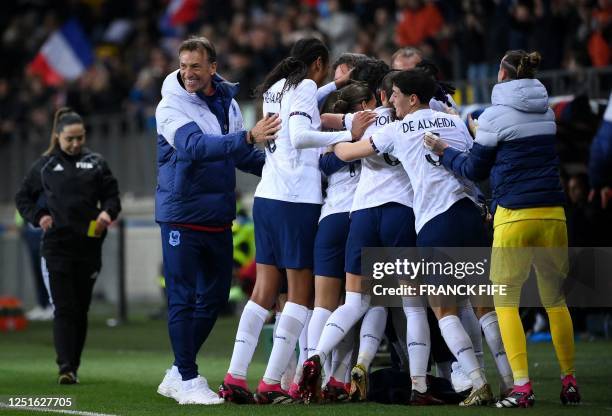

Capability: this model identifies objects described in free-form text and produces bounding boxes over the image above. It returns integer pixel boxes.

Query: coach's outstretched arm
[234,146,266,176]
[233,114,282,176]
[157,105,280,161]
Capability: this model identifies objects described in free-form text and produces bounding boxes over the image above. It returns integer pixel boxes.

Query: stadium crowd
[0,0,610,138]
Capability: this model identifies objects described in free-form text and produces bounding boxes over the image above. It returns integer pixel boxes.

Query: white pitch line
[0,403,119,416]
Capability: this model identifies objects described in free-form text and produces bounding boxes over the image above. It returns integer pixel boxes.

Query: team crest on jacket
[169,230,181,247]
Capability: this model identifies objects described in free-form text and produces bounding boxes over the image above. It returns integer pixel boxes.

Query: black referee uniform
[16,147,120,380]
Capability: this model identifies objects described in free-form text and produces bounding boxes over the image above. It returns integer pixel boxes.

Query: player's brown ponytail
[501,50,542,80]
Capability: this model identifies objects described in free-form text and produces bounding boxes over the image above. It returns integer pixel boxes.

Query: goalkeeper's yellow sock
[495,306,528,384]
[546,306,575,376]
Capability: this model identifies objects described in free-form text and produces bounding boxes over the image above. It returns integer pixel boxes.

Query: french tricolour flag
[166,0,201,27]
[28,19,94,86]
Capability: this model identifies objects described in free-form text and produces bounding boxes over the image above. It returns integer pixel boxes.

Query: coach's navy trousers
[160,223,233,380]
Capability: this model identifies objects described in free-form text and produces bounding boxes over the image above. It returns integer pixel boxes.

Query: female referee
[16,107,121,385]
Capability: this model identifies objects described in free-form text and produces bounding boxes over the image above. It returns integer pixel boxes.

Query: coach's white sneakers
[178,375,224,405]
[157,366,181,400]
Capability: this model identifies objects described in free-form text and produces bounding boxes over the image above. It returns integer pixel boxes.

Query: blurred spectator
[317,0,358,61]
[0,0,610,135]
[391,47,423,70]
[15,210,53,321]
[568,173,590,206]
[458,0,489,103]
[532,0,580,71]
[18,73,56,135]
[588,0,612,67]
[129,47,171,129]
[587,92,612,247]
[394,0,444,48]
[508,0,533,50]
[556,95,600,163]
[372,7,396,59]
[589,92,612,209]
[0,78,20,141]
[565,172,596,246]
[333,52,367,75]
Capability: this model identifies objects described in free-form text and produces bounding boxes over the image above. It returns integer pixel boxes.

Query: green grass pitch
[1,311,611,415]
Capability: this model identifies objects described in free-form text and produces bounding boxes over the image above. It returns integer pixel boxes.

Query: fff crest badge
[169,230,181,247]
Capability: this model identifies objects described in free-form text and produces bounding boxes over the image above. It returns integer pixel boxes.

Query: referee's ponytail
[44,107,83,156]
[256,38,329,97]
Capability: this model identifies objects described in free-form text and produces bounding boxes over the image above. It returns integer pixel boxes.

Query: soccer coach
[154,36,280,405]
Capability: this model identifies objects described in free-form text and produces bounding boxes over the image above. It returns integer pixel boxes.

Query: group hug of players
[169,38,581,408]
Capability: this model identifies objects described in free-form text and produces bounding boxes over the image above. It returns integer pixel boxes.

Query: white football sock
[347,345,358,383]
[290,309,312,385]
[357,306,387,369]
[228,300,268,378]
[273,311,282,338]
[324,356,332,385]
[297,306,331,384]
[307,307,332,355]
[281,348,297,390]
[480,311,514,391]
[403,304,430,393]
[263,302,308,384]
[331,326,355,381]
[457,299,484,369]
[439,314,487,389]
[299,309,313,364]
[311,292,370,365]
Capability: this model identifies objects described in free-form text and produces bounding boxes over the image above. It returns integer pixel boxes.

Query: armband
[289,111,312,122]
[369,137,380,154]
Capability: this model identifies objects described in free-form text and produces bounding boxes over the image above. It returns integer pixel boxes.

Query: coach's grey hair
[179,36,217,63]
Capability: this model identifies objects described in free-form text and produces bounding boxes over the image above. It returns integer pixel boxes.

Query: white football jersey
[372,108,478,233]
[255,78,350,204]
[320,158,361,221]
[346,107,414,213]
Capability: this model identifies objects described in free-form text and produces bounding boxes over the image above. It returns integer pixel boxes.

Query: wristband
[341,114,347,130]
[246,130,255,145]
